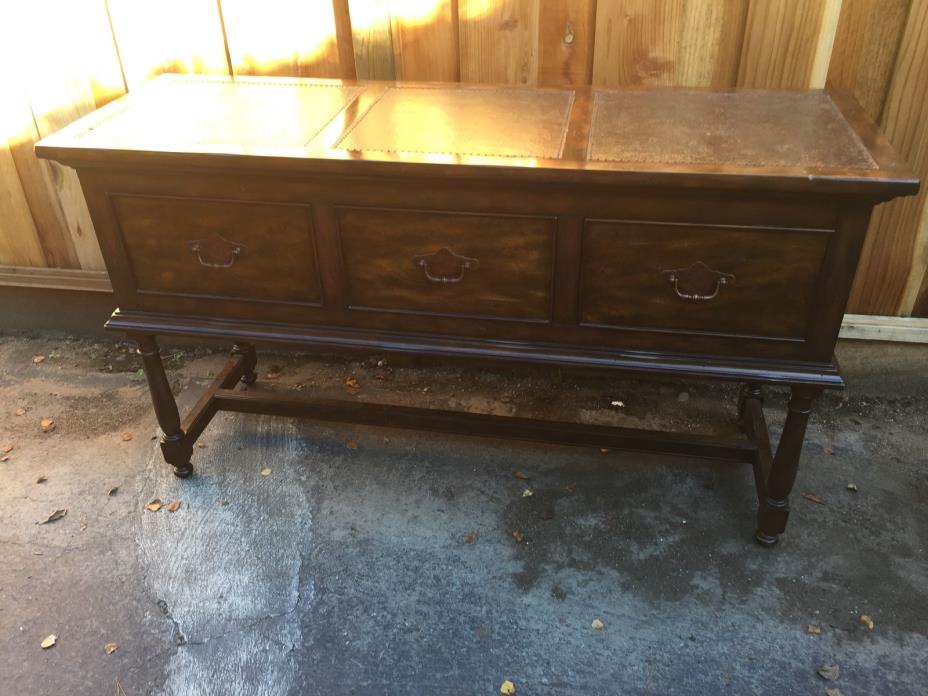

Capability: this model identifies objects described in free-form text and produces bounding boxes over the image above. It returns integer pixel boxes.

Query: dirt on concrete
[0,333,926,695]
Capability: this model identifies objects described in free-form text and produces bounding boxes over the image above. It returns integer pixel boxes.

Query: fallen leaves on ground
[346,441,358,450]
[15,407,26,416]
[512,470,530,480]
[817,665,840,681]
[847,483,858,492]
[500,680,516,695]
[196,442,207,449]
[807,624,822,635]
[610,400,625,408]
[591,619,604,630]
[38,509,67,525]
[802,493,826,505]
[121,432,133,442]
[40,634,57,649]
[343,376,361,393]
[2,442,13,453]
[823,447,835,455]
[511,530,525,543]
[145,499,163,512]
[0,456,7,463]
[859,614,875,631]
[36,475,47,484]
[108,487,119,496]
[825,688,844,696]
[463,532,477,544]
[40,418,56,433]
[104,642,119,655]
[266,366,282,380]
[260,467,272,476]
[522,489,533,498]
[32,355,46,364]
[167,501,181,513]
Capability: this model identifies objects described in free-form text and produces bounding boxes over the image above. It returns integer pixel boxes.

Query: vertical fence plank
[390,0,460,81]
[827,0,911,120]
[737,0,830,88]
[350,0,396,79]
[849,0,928,315]
[459,0,539,84]
[107,0,230,89]
[592,0,747,88]
[537,0,596,86]
[221,0,341,77]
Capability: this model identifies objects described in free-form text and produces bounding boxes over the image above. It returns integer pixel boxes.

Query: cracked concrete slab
[1,334,926,695]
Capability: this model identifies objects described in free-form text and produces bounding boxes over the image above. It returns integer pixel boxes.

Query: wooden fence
[1,0,927,318]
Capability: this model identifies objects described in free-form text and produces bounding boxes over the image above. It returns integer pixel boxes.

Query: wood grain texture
[592,0,749,88]
[459,0,539,84]
[738,0,829,88]
[537,0,596,86]
[848,0,928,315]
[390,0,460,81]
[107,0,230,89]
[221,0,341,77]
[349,0,396,79]
[0,138,46,267]
[827,0,910,119]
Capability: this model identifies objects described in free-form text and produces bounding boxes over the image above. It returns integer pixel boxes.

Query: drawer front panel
[336,207,556,322]
[580,220,830,340]
[111,195,322,306]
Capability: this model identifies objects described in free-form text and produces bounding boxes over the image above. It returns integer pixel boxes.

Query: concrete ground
[0,333,925,696]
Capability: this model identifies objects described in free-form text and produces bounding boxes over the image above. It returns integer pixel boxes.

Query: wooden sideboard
[36,75,918,545]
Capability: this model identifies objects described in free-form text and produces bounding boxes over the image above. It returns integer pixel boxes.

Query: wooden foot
[233,342,258,386]
[134,334,194,475]
[754,385,821,545]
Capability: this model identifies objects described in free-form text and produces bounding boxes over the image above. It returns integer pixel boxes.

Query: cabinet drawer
[580,220,830,340]
[111,195,322,307]
[336,207,556,322]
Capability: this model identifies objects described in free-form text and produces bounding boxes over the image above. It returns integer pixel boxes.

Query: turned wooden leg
[737,382,762,429]
[135,334,194,478]
[755,385,821,546]
[232,341,258,386]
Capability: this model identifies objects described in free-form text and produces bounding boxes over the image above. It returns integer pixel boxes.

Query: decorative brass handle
[662,261,735,301]
[413,247,478,284]
[187,231,246,269]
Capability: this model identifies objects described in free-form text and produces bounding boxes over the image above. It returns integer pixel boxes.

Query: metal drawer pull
[662,261,735,301]
[187,231,247,269]
[413,247,479,284]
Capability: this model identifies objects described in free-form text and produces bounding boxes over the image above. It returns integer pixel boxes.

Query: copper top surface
[76,77,363,152]
[589,89,877,169]
[336,86,574,159]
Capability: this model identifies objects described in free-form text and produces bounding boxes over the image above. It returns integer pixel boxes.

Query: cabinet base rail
[133,334,821,547]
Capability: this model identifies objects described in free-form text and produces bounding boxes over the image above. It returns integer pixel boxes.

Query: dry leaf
[823,447,835,455]
[121,432,133,442]
[2,442,13,453]
[847,483,858,492]
[817,664,840,681]
[860,614,875,631]
[196,442,207,449]
[512,470,530,480]
[346,441,358,450]
[260,467,272,476]
[145,499,163,512]
[511,530,525,543]
[167,501,181,513]
[40,418,56,433]
[108,487,119,496]
[463,532,477,545]
[500,680,516,695]
[32,355,46,364]
[104,642,119,655]
[522,489,533,498]
[591,619,604,630]
[0,455,8,463]
[36,475,48,484]
[807,624,822,635]
[825,688,844,696]
[600,448,609,454]
[610,400,624,408]
[40,634,57,649]
[15,407,26,416]
[802,493,826,505]
[38,509,67,525]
